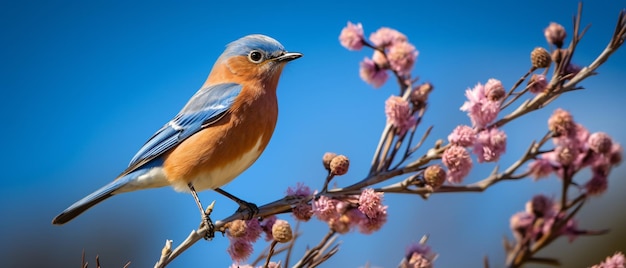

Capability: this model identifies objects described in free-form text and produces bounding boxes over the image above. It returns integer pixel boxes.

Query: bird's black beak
[275,52,302,62]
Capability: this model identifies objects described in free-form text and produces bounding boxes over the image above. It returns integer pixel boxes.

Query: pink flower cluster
[510,194,581,244]
[444,123,508,183]
[591,252,625,268]
[226,217,277,262]
[385,95,417,136]
[399,241,437,268]
[460,79,503,128]
[339,22,418,88]
[528,109,622,196]
[312,188,388,234]
[286,182,314,221]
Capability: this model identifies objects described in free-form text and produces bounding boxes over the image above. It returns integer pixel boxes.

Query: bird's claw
[200,214,215,240]
[236,201,259,220]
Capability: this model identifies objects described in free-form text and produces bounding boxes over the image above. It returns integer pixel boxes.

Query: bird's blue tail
[52,168,156,225]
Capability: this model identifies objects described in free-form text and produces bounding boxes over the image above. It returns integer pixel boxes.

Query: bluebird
[52,35,301,237]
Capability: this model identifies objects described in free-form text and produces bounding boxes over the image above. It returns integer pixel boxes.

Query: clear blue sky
[2,1,625,267]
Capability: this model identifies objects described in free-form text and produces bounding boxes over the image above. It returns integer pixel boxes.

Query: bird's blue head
[218,34,301,69]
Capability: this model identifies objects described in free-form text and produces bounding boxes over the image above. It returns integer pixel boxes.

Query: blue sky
[2,0,625,267]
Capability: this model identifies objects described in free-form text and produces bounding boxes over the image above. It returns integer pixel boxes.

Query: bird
[52,34,302,237]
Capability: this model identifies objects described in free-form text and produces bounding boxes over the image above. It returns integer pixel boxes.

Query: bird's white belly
[171,137,264,192]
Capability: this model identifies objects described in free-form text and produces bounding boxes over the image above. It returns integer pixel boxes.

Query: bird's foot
[200,213,215,240]
[236,201,259,220]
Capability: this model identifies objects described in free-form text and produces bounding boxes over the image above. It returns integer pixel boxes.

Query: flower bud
[322,152,337,171]
[528,74,548,94]
[423,165,445,189]
[228,220,247,238]
[271,219,293,243]
[330,155,350,175]
[544,22,567,48]
[531,47,551,69]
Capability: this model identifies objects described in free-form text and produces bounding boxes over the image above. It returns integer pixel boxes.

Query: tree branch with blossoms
[153,3,626,268]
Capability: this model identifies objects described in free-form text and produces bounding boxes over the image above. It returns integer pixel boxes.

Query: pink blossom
[387,41,418,76]
[473,128,507,163]
[359,57,389,88]
[292,202,313,222]
[591,252,625,268]
[286,182,311,197]
[589,132,613,155]
[544,22,566,48]
[529,74,548,94]
[548,108,575,137]
[460,83,500,128]
[227,238,254,262]
[402,253,433,268]
[448,125,476,147]
[484,78,505,101]
[357,207,387,234]
[585,171,608,196]
[401,242,436,268]
[510,211,534,241]
[358,188,384,219]
[260,215,277,241]
[528,155,555,180]
[385,95,417,136]
[312,195,341,222]
[442,145,473,184]
[525,194,555,218]
[339,22,364,50]
[244,219,262,242]
[369,27,407,48]
[610,143,623,166]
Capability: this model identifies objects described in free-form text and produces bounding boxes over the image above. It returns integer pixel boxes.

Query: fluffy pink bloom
[585,170,608,196]
[528,155,555,180]
[591,252,625,268]
[357,207,387,234]
[529,74,548,94]
[548,108,575,137]
[402,253,433,268]
[442,145,473,184]
[544,22,567,48]
[448,125,476,147]
[339,22,364,50]
[286,182,311,197]
[260,215,277,241]
[385,95,417,136]
[387,41,418,76]
[460,83,500,128]
[312,195,341,222]
[358,188,384,219]
[484,78,505,101]
[589,132,613,155]
[359,57,389,88]
[369,27,408,48]
[610,143,623,166]
[227,239,254,262]
[401,242,437,268]
[510,211,534,241]
[473,128,507,162]
[244,219,262,242]
[292,202,313,221]
[525,194,555,217]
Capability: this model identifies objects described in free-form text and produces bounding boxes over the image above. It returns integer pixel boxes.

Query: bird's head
[212,34,302,82]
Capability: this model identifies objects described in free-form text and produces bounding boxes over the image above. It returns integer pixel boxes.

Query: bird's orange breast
[162,83,279,192]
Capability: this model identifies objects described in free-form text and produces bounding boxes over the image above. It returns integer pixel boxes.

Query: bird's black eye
[248,50,264,63]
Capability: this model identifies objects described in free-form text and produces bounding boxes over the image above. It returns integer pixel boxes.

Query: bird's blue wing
[126,82,243,170]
